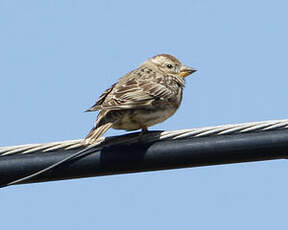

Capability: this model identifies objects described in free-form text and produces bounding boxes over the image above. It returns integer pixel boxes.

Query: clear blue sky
[1,0,288,229]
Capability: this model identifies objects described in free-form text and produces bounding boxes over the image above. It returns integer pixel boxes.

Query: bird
[85,54,196,144]
[0,54,197,187]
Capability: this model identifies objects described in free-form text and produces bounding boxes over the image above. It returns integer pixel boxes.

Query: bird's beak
[179,65,197,78]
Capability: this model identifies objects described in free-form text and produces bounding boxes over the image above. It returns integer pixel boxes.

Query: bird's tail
[84,123,113,144]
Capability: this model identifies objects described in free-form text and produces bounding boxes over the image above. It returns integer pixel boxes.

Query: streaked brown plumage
[85,54,196,144]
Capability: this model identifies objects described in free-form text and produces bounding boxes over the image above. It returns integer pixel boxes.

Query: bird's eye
[166,64,173,69]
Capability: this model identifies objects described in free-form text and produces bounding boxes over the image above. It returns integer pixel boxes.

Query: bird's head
[143,54,197,78]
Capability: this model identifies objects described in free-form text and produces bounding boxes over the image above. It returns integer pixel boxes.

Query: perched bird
[0,54,198,188]
[85,54,196,144]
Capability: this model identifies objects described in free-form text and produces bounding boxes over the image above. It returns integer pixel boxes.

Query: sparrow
[85,54,196,144]
[0,54,197,188]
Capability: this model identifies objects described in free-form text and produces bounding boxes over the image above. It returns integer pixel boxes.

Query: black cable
[0,129,287,187]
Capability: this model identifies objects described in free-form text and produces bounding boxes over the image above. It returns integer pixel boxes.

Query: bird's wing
[87,69,176,111]
[86,83,117,112]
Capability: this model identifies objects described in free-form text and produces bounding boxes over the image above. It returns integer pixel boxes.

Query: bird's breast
[112,103,180,131]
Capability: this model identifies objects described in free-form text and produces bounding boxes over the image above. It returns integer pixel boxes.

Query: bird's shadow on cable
[97,130,165,171]
[53,130,165,174]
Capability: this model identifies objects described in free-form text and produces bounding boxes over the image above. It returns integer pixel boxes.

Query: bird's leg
[142,126,148,133]
[139,126,148,137]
